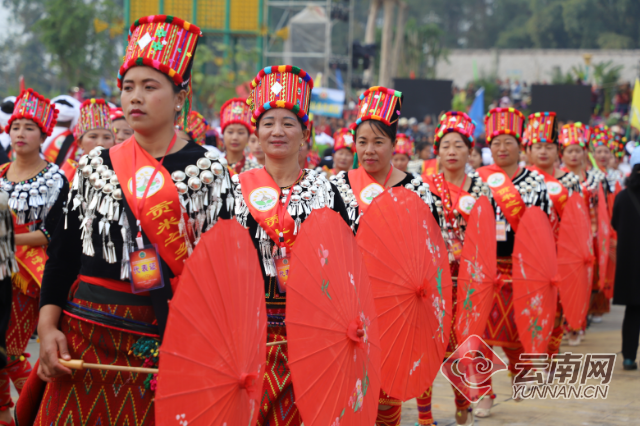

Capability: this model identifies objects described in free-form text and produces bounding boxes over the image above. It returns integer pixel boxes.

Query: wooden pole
[378,0,395,88]
[363,0,381,86]
[59,359,158,374]
[389,1,406,84]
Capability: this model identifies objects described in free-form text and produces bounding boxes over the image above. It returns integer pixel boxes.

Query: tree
[399,18,448,79]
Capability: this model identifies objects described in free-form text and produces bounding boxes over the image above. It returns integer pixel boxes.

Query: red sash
[43,130,76,163]
[239,168,298,249]
[110,138,188,276]
[61,159,78,182]
[348,168,386,215]
[424,173,475,222]
[420,158,439,181]
[477,164,526,231]
[528,166,569,218]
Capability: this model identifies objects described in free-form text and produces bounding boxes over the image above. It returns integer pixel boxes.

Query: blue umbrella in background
[469,87,485,139]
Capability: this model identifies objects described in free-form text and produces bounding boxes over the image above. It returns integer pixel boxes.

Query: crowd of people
[0,12,637,427]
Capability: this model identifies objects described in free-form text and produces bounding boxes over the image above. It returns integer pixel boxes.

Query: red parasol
[512,207,559,354]
[286,208,381,425]
[356,187,452,401]
[155,220,267,426]
[596,184,611,290]
[455,196,496,344]
[557,194,593,331]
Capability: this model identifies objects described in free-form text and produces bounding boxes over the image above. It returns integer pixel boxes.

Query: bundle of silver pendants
[66,146,232,280]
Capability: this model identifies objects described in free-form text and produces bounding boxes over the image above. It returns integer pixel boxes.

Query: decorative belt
[63,301,160,338]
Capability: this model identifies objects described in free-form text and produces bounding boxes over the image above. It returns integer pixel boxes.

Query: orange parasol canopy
[455,196,496,344]
[557,194,593,331]
[155,220,267,426]
[286,208,381,425]
[356,187,452,401]
[512,207,559,354]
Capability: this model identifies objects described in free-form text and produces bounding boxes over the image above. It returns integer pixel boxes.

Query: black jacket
[611,187,640,306]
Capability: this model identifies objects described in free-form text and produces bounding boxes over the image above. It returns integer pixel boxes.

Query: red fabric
[5,284,38,363]
[34,298,156,426]
[258,327,302,426]
[375,403,402,426]
[479,345,528,396]
[483,258,520,347]
[78,275,149,296]
[13,360,46,427]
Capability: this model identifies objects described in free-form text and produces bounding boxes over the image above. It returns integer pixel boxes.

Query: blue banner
[310,88,345,118]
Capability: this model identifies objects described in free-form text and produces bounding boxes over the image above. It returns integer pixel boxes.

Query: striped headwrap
[525,112,557,146]
[220,98,253,134]
[393,133,414,156]
[560,123,589,149]
[75,98,112,139]
[333,128,355,153]
[484,107,525,143]
[185,111,208,146]
[5,89,58,136]
[350,86,403,135]
[248,65,314,127]
[434,111,475,153]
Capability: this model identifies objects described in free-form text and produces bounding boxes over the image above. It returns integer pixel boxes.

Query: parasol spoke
[160,351,241,380]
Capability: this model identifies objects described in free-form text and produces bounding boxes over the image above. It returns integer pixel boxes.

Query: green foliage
[191,39,260,117]
[401,0,640,49]
[549,67,575,85]
[593,61,624,115]
[399,18,448,79]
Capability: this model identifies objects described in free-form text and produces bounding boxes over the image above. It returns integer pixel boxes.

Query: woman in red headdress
[391,133,414,173]
[323,128,355,177]
[220,98,262,175]
[0,89,68,426]
[232,64,350,425]
[417,112,492,426]
[33,16,233,426]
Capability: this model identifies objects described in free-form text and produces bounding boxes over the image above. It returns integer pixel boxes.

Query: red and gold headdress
[394,133,414,156]
[333,128,355,153]
[560,123,588,149]
[220,98,253,134]
[611,128,627,158]
[525,112,557,146]
[74,99,112,139]
[434,111,475,153]
[484,107,525,143]
[110,107,125,121]
[590,124,611,150]
[350,86,402,134]
[5,89,58,136]
[118,15,201,90]
[248,65,314,126]
[185,111,208,146]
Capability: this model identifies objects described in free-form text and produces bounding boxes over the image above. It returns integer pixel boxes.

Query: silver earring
[176,105,181,110]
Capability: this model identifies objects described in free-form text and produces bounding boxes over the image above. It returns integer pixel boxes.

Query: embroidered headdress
[74,99,112,139]
[118,15,201,89]
[525,112,557,146]
[394,133,414,156]
[220,98,253,134]
[560,123,589,149]
[185,111,208,146]
[590,124,611,150]
[484,107,525,143]
[247,65,314,127]
[433,111,475,153]
[350,86,403,135]
[333,128,355,153]
[5,89,58,136]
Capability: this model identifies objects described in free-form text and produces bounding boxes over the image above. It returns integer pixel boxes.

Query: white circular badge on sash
[249,186,279,212]
[128,166,165,198]
[487,172,506,188]
[360,183,384,205]
[458,195,476,215]
[546,181,563,196]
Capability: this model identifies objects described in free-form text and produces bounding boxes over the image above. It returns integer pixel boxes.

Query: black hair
[0,100,14,114]
[625,164,640,190]
[163,73,184,94]
[254,112,307,131]
[472,146,482,156]
[356,120,396,142]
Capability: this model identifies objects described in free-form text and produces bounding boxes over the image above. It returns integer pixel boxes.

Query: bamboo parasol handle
[266,340,287,347]
[58,359,158,374]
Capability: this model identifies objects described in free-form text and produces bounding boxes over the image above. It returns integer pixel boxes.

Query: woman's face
[120,66,186,135]
[9,118,45,156]
[223,124,250,155]
[333,148,354,172]
[562,145,585,168]
[112,118,134,144]
[469,148,483,169]
[81,129,115,153]
[594,146,612,169]
[529,142,558,170]
[356,122,394,174]
[257,108,309,161]
[438,132,470,173]
[490,134,520,168]
[247,133,264,161]
[391,153,410,172]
